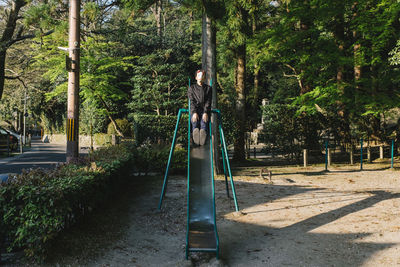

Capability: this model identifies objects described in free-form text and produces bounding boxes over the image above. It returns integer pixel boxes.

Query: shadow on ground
[218,180,399,266]
[2,173,399,266]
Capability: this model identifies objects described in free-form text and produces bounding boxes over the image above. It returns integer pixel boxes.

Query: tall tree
[200,0,225,172]
[0,0,27,100]
[224,0,251,160]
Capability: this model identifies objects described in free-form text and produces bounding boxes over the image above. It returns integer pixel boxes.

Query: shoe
[193,128,200,145]
[200,129,207,146]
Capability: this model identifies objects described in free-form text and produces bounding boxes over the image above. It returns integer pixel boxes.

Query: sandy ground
[4,162,400,266]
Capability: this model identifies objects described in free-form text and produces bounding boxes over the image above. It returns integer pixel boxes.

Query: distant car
[0,127,19,151]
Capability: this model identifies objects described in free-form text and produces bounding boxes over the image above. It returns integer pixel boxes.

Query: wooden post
[379,145,384,159]
[19,134,23,154]
[66,0,80,163]
[350,146,354,165]
[112,134,116,145]
[367,146,371,163]
[303,149,308,167]
[328,148,332,166]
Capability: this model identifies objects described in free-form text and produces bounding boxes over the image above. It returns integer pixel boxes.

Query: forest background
[1,0,400,161]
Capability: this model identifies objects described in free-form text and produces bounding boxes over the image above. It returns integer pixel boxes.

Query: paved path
[0,138,66,174]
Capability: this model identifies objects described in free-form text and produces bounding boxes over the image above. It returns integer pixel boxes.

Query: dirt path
[220,165,400,266]
[6,163,399,266]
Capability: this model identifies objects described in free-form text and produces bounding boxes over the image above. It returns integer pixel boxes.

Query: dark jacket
[188,83,212,115]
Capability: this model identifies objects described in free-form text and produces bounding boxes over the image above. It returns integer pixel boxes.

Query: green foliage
[132,141,187,175]
[261,103,325,157]
[3,0,400,164]
[261,104,303,159]
[124,5,196,116]
[0,143,135,262]
[128,49,188,115]
[0,139,188,262]
[107,118,133,137]
[80,99,106,135]
[120,0,155,12]
[132,114,189,145]
[389,40,400,65]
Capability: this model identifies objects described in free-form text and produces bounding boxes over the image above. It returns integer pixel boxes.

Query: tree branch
[6,30,54,48]
[283,73,297,78]
[4,75,20,79]
[284,63,298,75]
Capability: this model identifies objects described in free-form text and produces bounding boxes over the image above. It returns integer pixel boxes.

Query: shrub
[132,141,187,175]
[131,112,235,147]
[0,143,134,262]
[0,141,188,262]
[132,114,189,146]
[107,118,133,137]
[260,104,303,160]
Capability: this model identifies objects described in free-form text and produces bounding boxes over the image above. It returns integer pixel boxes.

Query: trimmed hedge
[132,114,189,146]
[132,142,187,175]
[107,118,133,137]
[0,142,188,262]
[0,144,135,262]
[132,113,235,146]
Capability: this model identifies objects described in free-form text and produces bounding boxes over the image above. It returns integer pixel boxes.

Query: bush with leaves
[107,118,133,137]
[261,104,304,160]
[0,143,134,262]
[132,114,189,146]
[132,140,187,175]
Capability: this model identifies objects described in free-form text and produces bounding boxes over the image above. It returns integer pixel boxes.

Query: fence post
[360,138,363,170]
[367,146,371,163]
[391,139,394,169]
[350,145,354,165]
[328,148,332,167]
[254,147,256,158]
[303,149,308,167]
[325,140,328,171]
[245,135,250,159]
[19,134,23,154]
[379,145,384,159]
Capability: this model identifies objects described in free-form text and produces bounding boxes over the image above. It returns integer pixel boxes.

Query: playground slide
[158,107,238,258]
[187,140,218,254]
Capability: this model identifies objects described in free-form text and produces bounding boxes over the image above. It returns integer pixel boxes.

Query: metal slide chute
[158,102,238,259]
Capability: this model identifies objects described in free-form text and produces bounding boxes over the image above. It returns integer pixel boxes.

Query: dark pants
[191,112,208,132]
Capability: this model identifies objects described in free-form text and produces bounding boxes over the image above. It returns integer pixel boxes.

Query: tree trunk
[298,13,312,95]
[253,67,259,108]
[334,6,351,143]
[151,0,162,38]
[0,51,5,100]
[97,94,125,137]
[201,13,208,70]
[334,9,345,90]
[156,0,162,37]
[252,14,259,111]
[0,0,27,100]
[202,13,221,173]
[233,44,246,161]
[353,2,362,97]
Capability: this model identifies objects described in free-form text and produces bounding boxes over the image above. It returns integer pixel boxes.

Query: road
[0,138,66,175]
